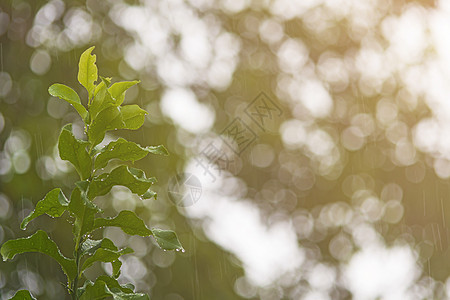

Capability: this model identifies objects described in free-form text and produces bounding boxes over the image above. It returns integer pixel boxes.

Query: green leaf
[92,275,134,293]
[80,237,122,256]
[119,105,148,130]
[79,238,132,278]
[88,105,148,147]
[68,188,96,248]
[21,188,69,230]
[97,276,134,293]
[151,229,184,251]
[89,79,116,121]
[88,165,156,199]
[74,181,103,212]
[48,84,88,120]
[111,259,122,278]
[94,77,111,97]
[59,124,92,180]
[109,80,140,106]
[80,238,114,256]
[78,46,98,100]
[9,290,36,300]
[141,189,157,200]
[88,106,124,147]
[94,138,168,170]
[80,238,103,256]
[77,280,92,299]
[79,278,149,300]
[80,246,133,273]
[0,230,77,282]
[93,210,153,236]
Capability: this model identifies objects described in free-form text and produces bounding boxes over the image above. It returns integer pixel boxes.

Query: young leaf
[79,278,149,300]
[108,80,140,106]
[59,124,92,180]
[93,210,153,236]
[93,77,111,97]
[88,106,124,147]
[9,290,36,300]
[48,84,88,120]
[94,138,168,170]
[0,230,77,282]
[89,79,116,120]
[80,247,133,273]
[78,46,98,100]
[119,105,148,130]
[151,228,184,251]
[88,165,156,199]
[21,188,69,230]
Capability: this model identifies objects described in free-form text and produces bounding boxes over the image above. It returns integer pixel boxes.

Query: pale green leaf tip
[20,219,28,230]
[85,46,95,53]
[160,146,169,156]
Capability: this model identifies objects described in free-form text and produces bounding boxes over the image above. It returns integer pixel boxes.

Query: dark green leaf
[74,181,103,212]
[80,238,103,256]
[80,237,116,256]
[88,106,124,147]
[78,46,98,100]
[94,138,168,169]
[0,230,77,282]
[93,210,153,236]
[48,84,88,120]
[151,228,184,251]
[21,188,69,230]
[119,105,148,130]
[80,238,131,277]
[59,124,92,180]
[68,188,96,248]
[77,279,92,298]
[111,259,122,278]
[80,246,132,273]
[109,80,140,106]
[88,165,156,199]
[79,278,149,300]
[93,275,134,293]
[9,290,36,300]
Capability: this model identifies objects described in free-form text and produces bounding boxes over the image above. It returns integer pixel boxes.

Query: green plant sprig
[0,46,183,300]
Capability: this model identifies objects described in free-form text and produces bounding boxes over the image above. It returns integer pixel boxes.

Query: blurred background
[2,0,450,299]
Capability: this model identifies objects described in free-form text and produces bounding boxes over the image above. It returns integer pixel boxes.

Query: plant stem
[71,237,83,300]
